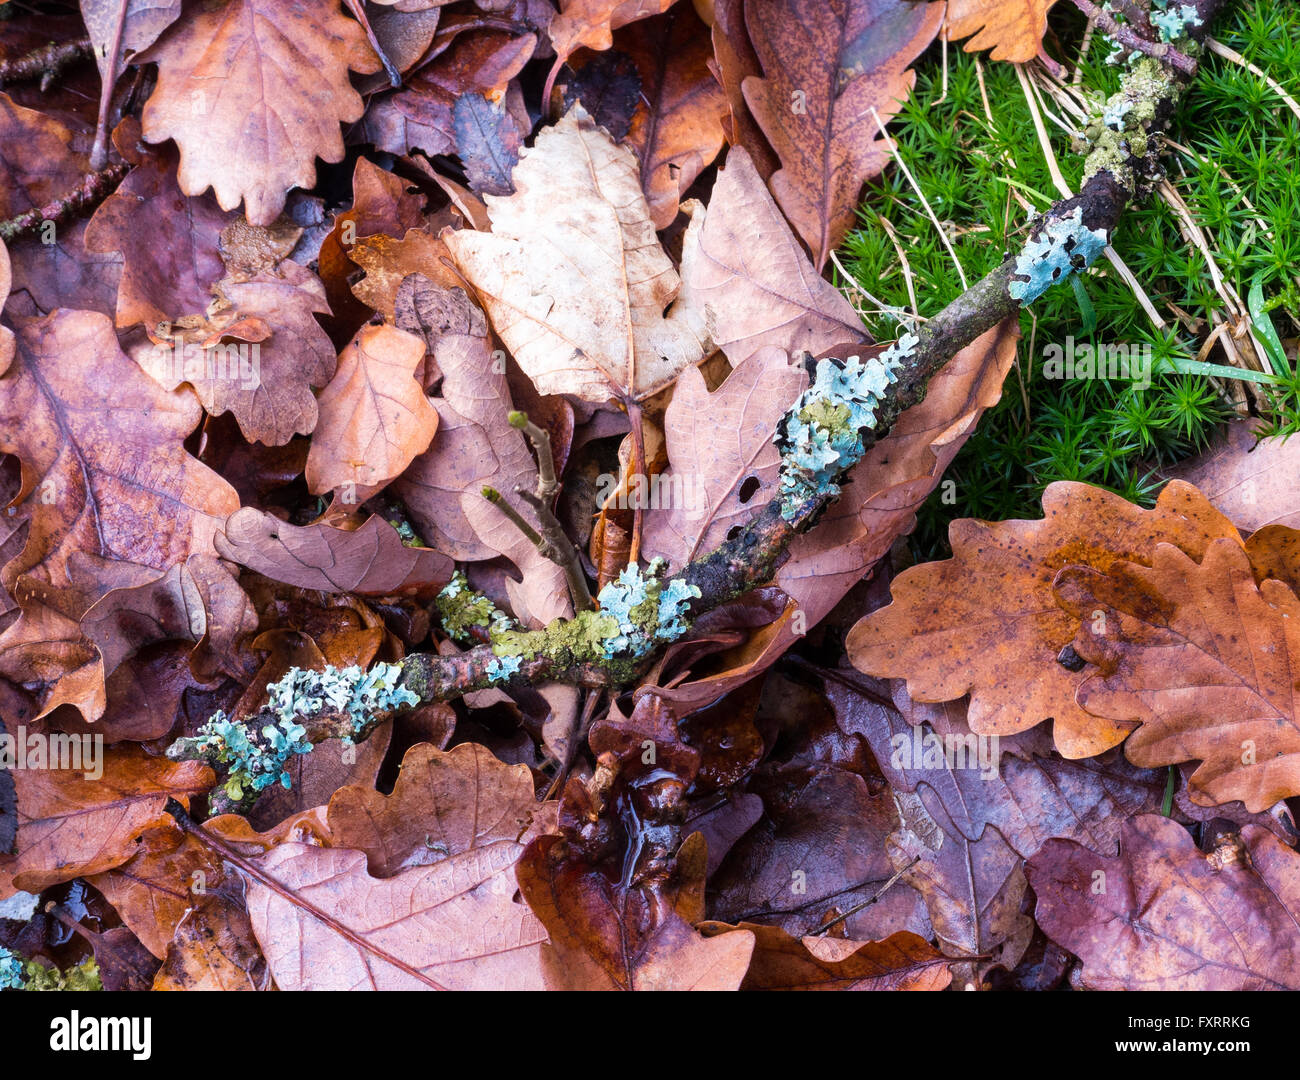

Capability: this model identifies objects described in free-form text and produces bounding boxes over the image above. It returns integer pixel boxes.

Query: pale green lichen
[775,346,910,520]
[1084,57,1178,192]
[2,951,102,992]
[1008,207,1109,306]
[436,571,516,644]
[485,560,699,674]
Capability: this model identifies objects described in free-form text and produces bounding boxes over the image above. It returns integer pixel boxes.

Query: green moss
[22,956,102,991]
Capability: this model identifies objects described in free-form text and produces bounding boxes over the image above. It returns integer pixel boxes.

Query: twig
[0,37,93,89]
[810,857,922,936]
[1071,0,1196,74]
[0,162,129,242]
[480,410,596,612]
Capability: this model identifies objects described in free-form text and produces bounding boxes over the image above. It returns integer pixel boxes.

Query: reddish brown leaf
[306,324,439,496]
[1028,815,1300,990]
[216,508,452,599]
[1056,537,1300,812]
[138,0,382,224]
[679,147,866,365]
[741,0,943,267]
[701,922,952,990]
[947,0,1059,63]
[0,745,212,895]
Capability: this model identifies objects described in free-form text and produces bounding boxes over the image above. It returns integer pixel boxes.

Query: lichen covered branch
[171,0,1228,806]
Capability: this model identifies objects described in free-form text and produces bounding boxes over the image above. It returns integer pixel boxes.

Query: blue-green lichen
[187,709,312,801]
[181,662,418,800]
[595,560,701,659]
[436,571,516,644]
[1151,0,1202,42]
[775,346,909,520]
[485,654,522,682]
[0,947,24,990]
[1008,208,1109,306]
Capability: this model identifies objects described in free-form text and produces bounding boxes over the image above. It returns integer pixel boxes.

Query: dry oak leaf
[700,922,953,991]
[642,345,805,569]
[359,29,535,158]
[0,745,212,896]
[306,324,438,496]
[0,92,123,318]
[518,830,756,990]
[602,4,728,228]
[152,883,270,990]
[824,669,1170,858]
[325,742,555,878]
[1056,538,1300,813]
[394,288,572,628]
[1164,418,1300,533]
[847,481,1241,760]
[741,0,943,268]
[443,104,710,404]
[83,145,234,332]
[1028,814,1300,990]
[216,507,453,598]
[131,260,337,447]
[946,0,1059,63]
[548,0,679,64]
[679,147,866,366]
[0,310,240,588]
[710,0,780,180]
[245,841,549,990]
[137,0,382,225]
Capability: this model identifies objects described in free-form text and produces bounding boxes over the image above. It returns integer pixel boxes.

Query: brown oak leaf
[305,324,439,496]
[0,745,212,895]
[741,0,943,267]
[1056,537,1300,812]
[947,0,1059,63]
[215,508,452,598]
[847,481,1241,759]
[137,0,382,224]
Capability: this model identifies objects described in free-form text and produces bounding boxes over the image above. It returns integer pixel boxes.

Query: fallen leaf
[306,324,439,496]
[0,745,212,895]
[245,841,549,989]
[847,481,1241,759]
[701,921,952,990]
[1028,815,1300,990]
[325,741,553,878]
[1056,537,1300,812]
[641,345,805,568]
[947,0,1059,63]
[137,0,381,224]
[586,4,728,227]
[444,104,710,403]
[741,0,942,267]
[394,287,572,628]
[216,508,452,598]
[679,147,866,365]
[1164,419,1300,532]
